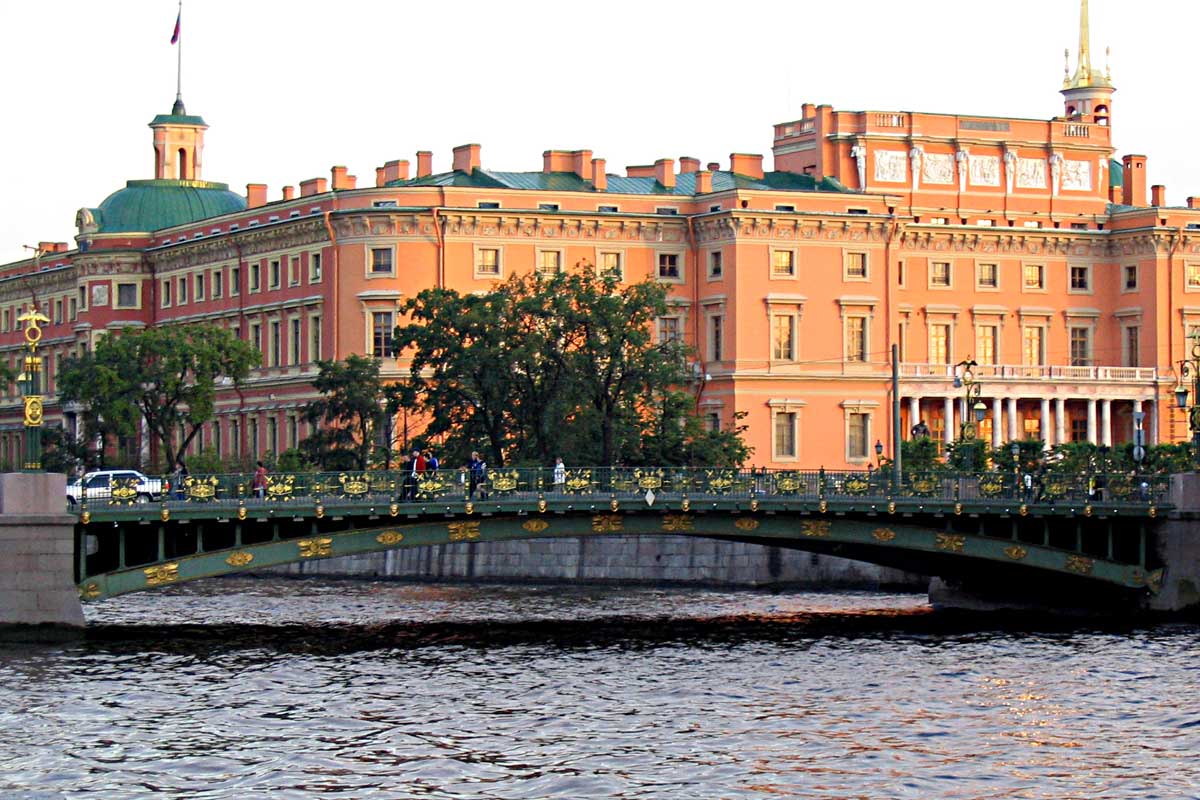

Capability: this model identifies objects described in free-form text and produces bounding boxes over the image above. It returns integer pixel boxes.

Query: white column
[909,397,920,436]
[1055,398,1066,445]
[992,396,1003,447]
[943,396,955,445]
[1007,397,1019,442]
[1087,399,1098,444]
[1040,398,1051,448]
[1100,399,1112,447]
[1148,400,1158,446]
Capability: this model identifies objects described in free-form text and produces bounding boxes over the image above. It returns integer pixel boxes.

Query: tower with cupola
[1061,0,1114,128]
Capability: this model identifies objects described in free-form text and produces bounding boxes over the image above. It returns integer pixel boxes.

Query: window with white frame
[844,252,868,280]
[1068,326,1091,366]
[599,251,622,280]
[289,318,302,366]
[177,276,188,304]
[773,411,797,459]
[657,316,681,344]
[372,311,395,358]
[269,259,281,289]
[1187,263,1200,290]
[195,272,205,301]
[976,262,998,289]
[161,279,172,307]
[771,250,795,277]
[1021,325,1045,366]
[476,248,500,276]
[1069,264,1091,292]
[211,268,223,298]
[310,315,322,362]
[929,323,950,364]
[249,263,261,292]
[930,261,951,287]
[536,250,561,277]
[1123,325,1140,367]
[708,251,723,278]
[310,252,323,283]
[269,320,281,367]
[115,283,138,309]
[845,315,867,362]
[289,256,300,286]
[657,253,681,280]
[1022,263,1045,290]
[708,313,723,361]
[771,314,796,361]
[370,248,393,275]
[975,325,998,365]
[847,412,870,461]
[1123,265,1138,291]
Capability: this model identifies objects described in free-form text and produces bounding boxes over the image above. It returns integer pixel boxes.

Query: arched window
[177,148,188,179]
[1094,105,1109,126]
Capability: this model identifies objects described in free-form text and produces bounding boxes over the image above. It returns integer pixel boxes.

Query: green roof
[149,113,207,127]
[1109,158,1123,189]
[90,179,246,233]
[387,168,851,195]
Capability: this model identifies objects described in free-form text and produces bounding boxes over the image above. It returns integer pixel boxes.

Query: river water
[1,578,1197,799]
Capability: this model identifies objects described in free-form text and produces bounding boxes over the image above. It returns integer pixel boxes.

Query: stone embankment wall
[272,535,926,590]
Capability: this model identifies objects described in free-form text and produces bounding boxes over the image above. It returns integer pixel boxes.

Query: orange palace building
[2,2,1199,470]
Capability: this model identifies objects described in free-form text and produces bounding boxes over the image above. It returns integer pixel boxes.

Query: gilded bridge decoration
[376,531,404,545]
[266,475,296,502]
[773,472,805,494]
[634,469,664,491]
[522,519,550,533]
[872,528,896,542]
[978,475,1006,498]
[801,520,831,538]
[447,521,481,541]
[79,582,100,600]
[417,474,450,497]
[23,395,43,427]
[144,563,179,586]
[935,533,966,553]
[489,470,521,494]
[592,514,623,533]
[110,478,141,505]
[734,518,760,532]
[661,514,693,532]
[338,474,371,498]
[1004,545,1029,561]
[843,476,870,496]
[704,469,737,495]
[1064,555,1094,575]
[297,537,333,558]
[184,476,219,502]
[225,551,254,567]
[564,470,594,494]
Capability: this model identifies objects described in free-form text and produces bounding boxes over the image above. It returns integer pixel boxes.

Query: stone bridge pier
[0,473,84,629]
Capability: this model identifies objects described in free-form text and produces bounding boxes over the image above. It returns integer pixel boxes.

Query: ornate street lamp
[1175,328,1200,470]
[952,359,986,440]
[17,305,49,472]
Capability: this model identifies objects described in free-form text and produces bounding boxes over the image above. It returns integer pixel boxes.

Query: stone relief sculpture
[1062,160,1092,191]
[909,147,923,190]
[850,145,867,189]
[1017,158,1047,189]
[874,150,907,183]
[1003,151,1017,193]
[955,149,969,192]
[969,155,1001,187]
[1050,153,1064,196]
[922,153,955,185]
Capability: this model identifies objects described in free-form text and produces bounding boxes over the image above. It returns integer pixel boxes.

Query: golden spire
[1064,0,1111,89]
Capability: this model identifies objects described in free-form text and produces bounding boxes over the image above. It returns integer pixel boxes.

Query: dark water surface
[1,578,1198,799]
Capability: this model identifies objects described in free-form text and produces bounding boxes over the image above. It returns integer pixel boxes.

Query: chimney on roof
[416,151,433,178]
[383,160,410,183]
[1122,154,1147,207]
[300,177,328,197]
[679,157,700,174]
[571,150,593,181]
[801,102,816,118]
[453,143,481,173]
[1151,184,1166,207]
[38,241,68,254]
[655,158,676,189]
[626,165,655,178]
[331,166,355,190]
[592,158,607,191]
[1188,197,1200,209]
[543,150,574,173]
[695,170,713,194]
[730,153,764,179]
[282,185,295,201]
[246,183,267,209]
[375,167,387,187]
[707,162,721,172]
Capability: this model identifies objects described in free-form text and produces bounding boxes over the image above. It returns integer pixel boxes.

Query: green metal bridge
[72,467,1171,603]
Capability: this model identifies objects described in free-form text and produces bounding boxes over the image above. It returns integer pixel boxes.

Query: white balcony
[900,363,1159,383]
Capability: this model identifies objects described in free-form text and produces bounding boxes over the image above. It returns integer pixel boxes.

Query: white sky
[0,0,1194,265]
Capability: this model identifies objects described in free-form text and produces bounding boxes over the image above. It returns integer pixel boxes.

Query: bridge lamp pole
[953,359,986,472]
[874,439,883,469]
[1174,328,1200,470]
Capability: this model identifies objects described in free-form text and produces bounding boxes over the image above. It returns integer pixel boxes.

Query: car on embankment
[66,470,166,506]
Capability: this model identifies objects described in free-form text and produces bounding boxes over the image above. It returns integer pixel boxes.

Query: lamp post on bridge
[1173,328,1200,470]
[953,359,987,472]
[16,305,49,472]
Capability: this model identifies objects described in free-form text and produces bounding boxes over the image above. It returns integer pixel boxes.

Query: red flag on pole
[170,11,181,44]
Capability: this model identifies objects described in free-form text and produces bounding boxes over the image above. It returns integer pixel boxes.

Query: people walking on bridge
[552,457,566,493]
[173,460,189,499]
[404,450,426,502]
[252,461,268,499]
[467,452,487,499]
[424,450,439,475]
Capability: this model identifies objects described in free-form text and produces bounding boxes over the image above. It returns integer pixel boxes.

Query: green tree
[55,349,141,467]
[300,355,396,470]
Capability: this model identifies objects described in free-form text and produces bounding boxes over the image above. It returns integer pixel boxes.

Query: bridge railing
[69,467,1171,511]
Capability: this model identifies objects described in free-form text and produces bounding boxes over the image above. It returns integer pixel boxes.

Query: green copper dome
[90,178,246,234]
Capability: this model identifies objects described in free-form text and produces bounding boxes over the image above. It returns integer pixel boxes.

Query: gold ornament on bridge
[1064,554,1094,575]
[564,470,594,494]
[703,469,737,494]
[338,473,371,497]
[910,476,938,497]
[417,475,449,497]
[818,500,827,513]
[773,472,805,494]
[1146,568,1164,593]
[681,496,690,512]
[887,501,896,515]
[734,518,760,532]
[464,502,474,515]
[80,510,91,525]
[1019,504,1028,516]
[610,498,620,512]
[314,503,325,519]
[144,563,180,586]
[23,395,43,427]
[522,519,550,533]
[634,468,664,491]
[872,527,896,542]
[1149,506,1157,518]
[1084,505,1093,517]
[1004,545,1028,561]
[376,530,404,545]
[934,533,965,553]
[661,514,693,532]
[237,503,248,521]
[750,498,758,512]
[844,476,869,496]
[225,551,254,567]
[266,475,296,502]
[79,582,100,600]
[448,521,481,541]
[110,478,141,505]
[490,470,521,493]
[537,498,547,513]
[184,476,219,502]
[160,507,170,522]
[297,537,334,558]
[978,475,1005,497]
[389,503,399,517]
[591,514,623,533]
[802,520,831,538]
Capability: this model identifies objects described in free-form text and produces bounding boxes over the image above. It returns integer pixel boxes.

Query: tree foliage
[300,354,403,471]
[57,325,259,471]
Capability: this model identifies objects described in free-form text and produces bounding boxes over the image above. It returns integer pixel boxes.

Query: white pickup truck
[66,470,166,506]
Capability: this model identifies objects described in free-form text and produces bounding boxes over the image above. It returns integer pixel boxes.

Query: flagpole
[176,0,183,106]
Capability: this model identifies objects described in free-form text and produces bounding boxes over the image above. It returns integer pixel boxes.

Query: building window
[705,412,721,432]
[847,413,869,461]
[267,417,278,456]
[161,279,172,307]
[708,314,723,361]
[248,417,259,457]
[249,263,261,292]
[772,314,796,361]
[1124,325,1140,367]
[774,412,797,459]
[177,276,188,304]
[250,323,262,363]
[372,311,395,358]
[289,318,302,366]
[538,203,559,211]
[310,315,322,362]
[844,252,868,280]
[1187,263,1200,290]
[231,419,241,458]
[655,207,679,215]
[476,248,500,277]
[370,248,393,275]
[231,266,241,296]
[289,257,300,286]
[845,316,867,362]
[930,261,951,287]
[1022,325,1044,366]
[1124,265,1138,291]
[310,253,323,283]
[897,260,906,287]
[78,286,87,312]
[657,253,680,280]
[211,269,223,298]
[115,283,138,309]
[536,250,561,277]
[1023,264,1045,290]
[976,262,998,289]
[212,420,222,458]
[771,250,795,277]
[269,320,281,367]
[269,259,282,289]
[1071,418,1088,443]
[288,415,299,449]
[1069,326,1091,366]
[195,273,205,301]
[477,201,500,209]
[597,205,619,213]
[975,325,997,365]
[929,323,950,364]
[1069,264,1091,292]
[53,299,63,325]
[658,316,681,344]
[708,251,723,278]
[69,298,77,321]
[599,252,622,280]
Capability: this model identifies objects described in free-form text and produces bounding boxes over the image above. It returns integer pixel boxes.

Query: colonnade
[906,395,1156,448]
